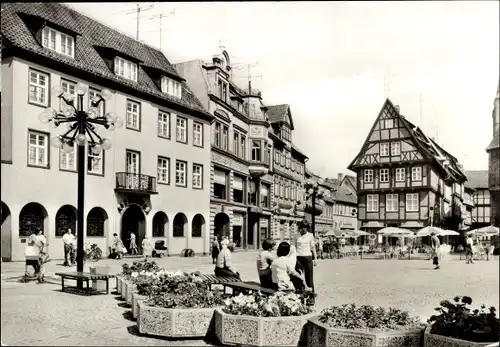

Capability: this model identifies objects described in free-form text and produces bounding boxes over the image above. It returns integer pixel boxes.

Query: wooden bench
[199,273,239,291]
[224,281,277,296]
[55,272,115,294]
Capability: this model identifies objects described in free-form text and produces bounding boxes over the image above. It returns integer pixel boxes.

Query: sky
[66,1,499,178]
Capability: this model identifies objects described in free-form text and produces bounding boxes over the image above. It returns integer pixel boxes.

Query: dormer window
[217,78,228,102]
[114,56,138,82]
[42,26,74,58]
[161,76,182,98]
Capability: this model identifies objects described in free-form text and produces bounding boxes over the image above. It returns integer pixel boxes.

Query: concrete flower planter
[306,316,425,347]
[423,325,499,347]
[137,301,217,338]
[132,293,148,319]
[121,279,129,300]
[126,283,137,306]
[214,308,315,347]
[116,275,122,294]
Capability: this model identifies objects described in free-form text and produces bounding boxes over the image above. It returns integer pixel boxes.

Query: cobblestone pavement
[1,253,499,346]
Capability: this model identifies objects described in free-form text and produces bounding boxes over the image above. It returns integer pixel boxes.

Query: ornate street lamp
[304,177,326,236]
[38,84,122,288]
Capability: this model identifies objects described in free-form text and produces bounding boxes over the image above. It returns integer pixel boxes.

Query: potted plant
[120,260,160,301]
[137,271,225,338]
[215,291,315,347]
[307,304,425,347]
[424,296,500,347]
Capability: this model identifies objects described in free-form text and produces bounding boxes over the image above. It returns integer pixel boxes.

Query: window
[248,179,257,206]
[385,119,394,129]
[379,168,389,182]
[364,169,373,183]
[380,143,389,157]
[233,132,240,156]
[192,164,203,189]
[86,208,106,237]
[386,194,398,212]
[233,175,245,203]
[217,78,228,102]
[274,150,279,163]
[240,135,246,159]
[176,116,187,143]
[406,193,419,212]
[192,215,204,238]
[252,141,261,161]
[152,212,167,237]
[60,79,76,109]
[395,168,405,182]
[391,142,400,156]
[114,56,138,82]
[88,145,103,174]
[193,122,203,147]
[161,76,182,98]
[175,160,187,187]
[28,131,49,167]
[59,147,76,171]
[126,100,140,130]
[157,157,170,184]
[222,125,229,151]
[29,70,49,106]
[158,111,170,139]
[281,126,291,141]
[214,169,227,200]
[42,27,74,58]
[411,166,422,181]
[214,123,221,147]
[88,89,104,118]
[367,194,379,212]
[260,184,270,208]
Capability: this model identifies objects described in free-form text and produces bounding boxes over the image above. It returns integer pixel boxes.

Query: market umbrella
[351,229,370,236]
[440,230,460,236]
[416,226,445,237]
[377,227,412,236]
[467,225,500,236]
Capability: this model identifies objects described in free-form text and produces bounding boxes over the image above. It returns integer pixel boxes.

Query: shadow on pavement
[122,311,135,322]
[114,296,125,301]
[117,302,129,308]
[126,325,215,344]
[53,287,106,296]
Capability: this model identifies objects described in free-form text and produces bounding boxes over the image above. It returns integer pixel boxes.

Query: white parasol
[377,227,413,236]
[416,226,445,237]
[466,225,499,236]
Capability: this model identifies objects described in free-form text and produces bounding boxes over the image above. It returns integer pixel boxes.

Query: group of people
[23,228,49,281]
[211,219,318,305]
[110,232,153,259]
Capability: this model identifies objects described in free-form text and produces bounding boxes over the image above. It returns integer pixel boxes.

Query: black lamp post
[305,177,326,236]
[39,84,122,288]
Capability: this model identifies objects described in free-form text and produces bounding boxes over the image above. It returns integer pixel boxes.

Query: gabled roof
[1,3,209,117]
[464,170,489,189]
[348,98,467,183]
[487,131,499,151]
[332,185,357,205]
[267,104,294,130]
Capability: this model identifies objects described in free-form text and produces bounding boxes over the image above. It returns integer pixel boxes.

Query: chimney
[395,105,400,113]
[338,173,344,181]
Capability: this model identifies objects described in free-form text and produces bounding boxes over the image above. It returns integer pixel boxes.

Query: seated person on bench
[215,242,241,280]
[271,242,310,292]
[256,238,276,288]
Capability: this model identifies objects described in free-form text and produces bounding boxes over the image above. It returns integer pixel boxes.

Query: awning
[362,221,384,228]
[400,221,424,228]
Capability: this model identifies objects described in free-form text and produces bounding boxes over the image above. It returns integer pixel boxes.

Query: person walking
[294,219,318,305]
[129,231,138,255]
[34,228,48,281]
[62,229,74,267]
[465,234,475,264]
[430,231,441,270]
[142,236,152,260]
[111,233,125,259]
[211,238,220,264]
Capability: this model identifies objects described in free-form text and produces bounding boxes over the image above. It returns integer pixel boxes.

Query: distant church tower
[487,80,500,226]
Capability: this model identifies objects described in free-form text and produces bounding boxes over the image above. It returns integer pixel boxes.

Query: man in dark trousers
[430,231,441,270]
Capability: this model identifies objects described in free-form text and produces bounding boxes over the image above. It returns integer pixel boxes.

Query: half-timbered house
[347,98,468,234]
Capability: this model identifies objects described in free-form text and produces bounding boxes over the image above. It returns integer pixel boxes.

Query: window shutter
[114,57,119,74]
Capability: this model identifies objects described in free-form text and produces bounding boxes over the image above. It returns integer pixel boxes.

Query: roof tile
[464,170,489,189]
[1,2,207,115]
[267,104,289,124]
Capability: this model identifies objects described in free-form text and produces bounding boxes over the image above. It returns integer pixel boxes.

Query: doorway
[214,213,230,242]
[1,202,11,262]
[121,205,145,255]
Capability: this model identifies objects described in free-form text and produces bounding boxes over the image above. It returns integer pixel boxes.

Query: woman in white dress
[142,236,153,260]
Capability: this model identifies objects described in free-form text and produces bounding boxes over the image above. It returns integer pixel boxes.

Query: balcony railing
[115,172,158,195]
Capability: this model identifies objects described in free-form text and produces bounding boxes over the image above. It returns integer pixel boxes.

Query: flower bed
[119,261,161,301]
[215,292,314,346]
[137,271,225,338]
[307,304,425,347]
[424,296,500,347]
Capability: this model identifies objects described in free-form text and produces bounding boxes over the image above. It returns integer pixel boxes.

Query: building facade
[465,171,491,229]
[325,174,359,231]
[175,52,274,250]
[1,3,214,261]
[304,170,334,234]
[487,81,500,227]
[347,99,468,234]
[267,104,308,242]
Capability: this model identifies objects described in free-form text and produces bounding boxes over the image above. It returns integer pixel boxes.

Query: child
[271,242,309,292]
[256,238,275,288]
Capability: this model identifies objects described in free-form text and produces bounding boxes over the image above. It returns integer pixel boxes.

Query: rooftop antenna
[126,4,154,40]
[383,75,391,96]
[149,9,175,51]
[234,62,261,92]
[218,40,226,50]
[419,93,423,127]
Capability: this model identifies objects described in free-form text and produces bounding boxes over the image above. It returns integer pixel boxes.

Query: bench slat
[55,272,115,280]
